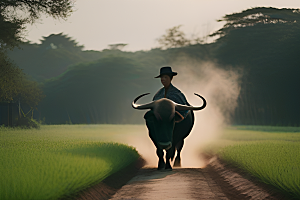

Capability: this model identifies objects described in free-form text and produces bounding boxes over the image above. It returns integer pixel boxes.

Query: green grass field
[218,126,300,199]
[0,125,142,200]
[2,124,299,199]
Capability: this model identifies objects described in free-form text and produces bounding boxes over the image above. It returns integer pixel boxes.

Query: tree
[210,7,300,38]
[108,43,128,51]
[0,53,44,103]
[0,53,44,123]
[157,25,203,49]
[0,0,74,125]
[0,10,23,51]
[0,54,24,102]
[0,0,74,50]
[0,0,74,85]
[40,33,84,52]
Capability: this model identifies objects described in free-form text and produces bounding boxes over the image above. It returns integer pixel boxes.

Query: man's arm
[170,92,190,118]
[175,111,184,123]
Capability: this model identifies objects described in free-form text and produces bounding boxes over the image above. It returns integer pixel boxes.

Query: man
[152,66,190,119]
[144,66,190,155]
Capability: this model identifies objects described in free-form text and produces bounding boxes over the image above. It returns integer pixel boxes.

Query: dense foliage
[0,55,44,108]
[212,7,300,126]
[0,0,74,126]
[40,55,163,124]
[8,34,86,81]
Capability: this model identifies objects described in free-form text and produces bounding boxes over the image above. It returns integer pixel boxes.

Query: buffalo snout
[158,141,172,150]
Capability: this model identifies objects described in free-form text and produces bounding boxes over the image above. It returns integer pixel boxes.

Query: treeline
[37,46,210,124]
[7,7,300,126]
[212,7,300,126]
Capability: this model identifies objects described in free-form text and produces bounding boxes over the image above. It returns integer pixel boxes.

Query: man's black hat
[155,66,178,78]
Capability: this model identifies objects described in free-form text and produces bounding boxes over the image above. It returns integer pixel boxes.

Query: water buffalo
[132,93,206,170]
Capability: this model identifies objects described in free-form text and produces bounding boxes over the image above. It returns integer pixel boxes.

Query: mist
[172,57,241,167]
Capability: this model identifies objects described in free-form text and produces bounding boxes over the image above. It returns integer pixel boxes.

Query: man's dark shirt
[153,83,190,118]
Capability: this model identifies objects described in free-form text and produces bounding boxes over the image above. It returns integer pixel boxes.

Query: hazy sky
[25,0,300,51]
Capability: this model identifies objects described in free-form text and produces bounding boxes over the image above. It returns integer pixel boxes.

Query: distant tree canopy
[211,7,300,38]
[39,56,161,124]
[40,33,84,52]
[8,33,123,81]
[157,25,203,49]
[108,43,128,50]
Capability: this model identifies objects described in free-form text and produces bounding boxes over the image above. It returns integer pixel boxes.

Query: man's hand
[175,111,184,123]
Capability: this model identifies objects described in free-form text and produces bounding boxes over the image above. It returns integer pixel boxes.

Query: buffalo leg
[156,148,165,170]
[174,140,184,167]
[165,149,173,170]
[145,111,164,170]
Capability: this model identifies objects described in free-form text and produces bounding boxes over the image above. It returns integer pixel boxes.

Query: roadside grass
[218,126,300,199]
[231,125,300,133]
[0,125,140,200]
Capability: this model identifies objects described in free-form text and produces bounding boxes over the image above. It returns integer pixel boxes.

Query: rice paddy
[0,125,141,200]
[219,126,300,198]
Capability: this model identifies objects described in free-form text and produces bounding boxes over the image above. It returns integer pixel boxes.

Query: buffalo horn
[132,93,155,110]
[175,93,207,111]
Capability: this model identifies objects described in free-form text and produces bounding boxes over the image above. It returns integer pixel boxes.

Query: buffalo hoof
[173,157,181,167]
[165,162,172,171]
[157,159,165,170]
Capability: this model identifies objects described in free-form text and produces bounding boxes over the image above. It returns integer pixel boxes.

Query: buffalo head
[132,93,206,150]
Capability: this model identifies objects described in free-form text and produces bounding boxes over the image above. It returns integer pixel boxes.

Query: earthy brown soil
[207,157,291,200]
[68,156,289,200]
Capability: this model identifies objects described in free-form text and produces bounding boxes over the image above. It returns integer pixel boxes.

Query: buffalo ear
[175,111,184,123]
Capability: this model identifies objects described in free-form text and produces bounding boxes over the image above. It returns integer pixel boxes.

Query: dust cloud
[123,131,158,168]
[172,57,241,168]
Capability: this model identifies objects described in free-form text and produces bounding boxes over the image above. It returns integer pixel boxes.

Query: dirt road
[110,167,228,200]
[76,158,280,200]
[109,158,281,200]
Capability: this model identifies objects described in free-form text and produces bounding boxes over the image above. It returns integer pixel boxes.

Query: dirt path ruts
[110,167,228,200]
[109,158,283,200]
[75,157,283,200]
